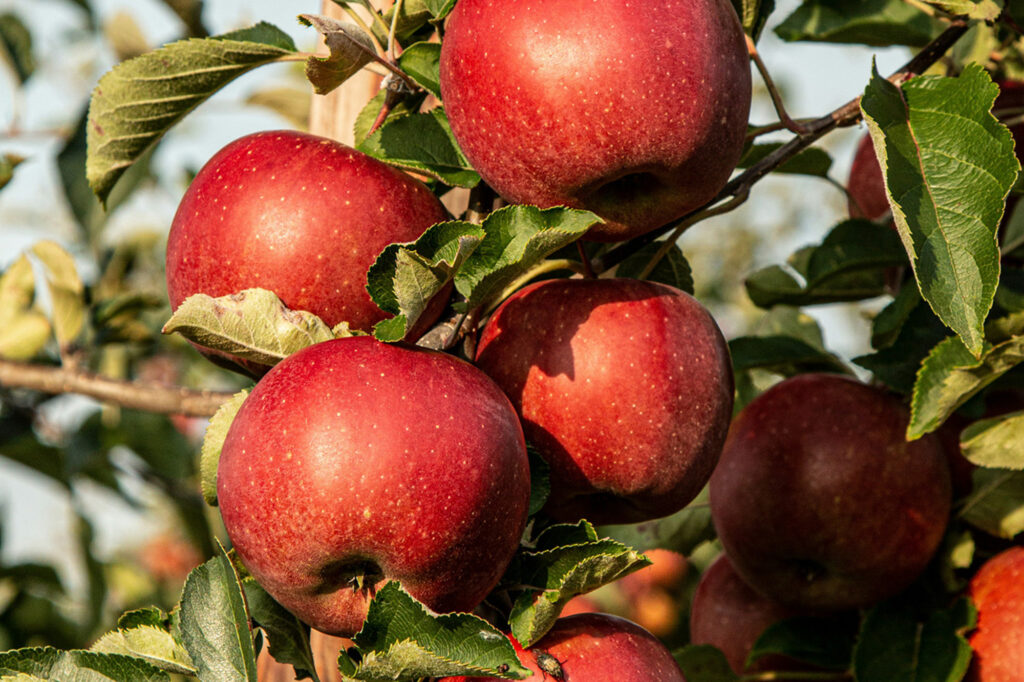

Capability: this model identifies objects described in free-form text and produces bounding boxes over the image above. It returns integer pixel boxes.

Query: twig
[387,0,404,61]
[0,359,234,417]
[636,190,749,280]
[576,241,596,279]
[747,34,808,135]
[591,19,969,275]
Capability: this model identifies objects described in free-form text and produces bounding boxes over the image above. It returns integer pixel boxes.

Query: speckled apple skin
[966,546,1024,681]
[690,554,820,676]
[216,337,530,636]
[444,613,686,682]
[710,374,952,612]
[475,278,733,524]
[439,0,751,242]
[166,130,450,334]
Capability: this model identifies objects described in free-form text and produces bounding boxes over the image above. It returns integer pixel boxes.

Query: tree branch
[592,19,969,274]
[0,359,234,417]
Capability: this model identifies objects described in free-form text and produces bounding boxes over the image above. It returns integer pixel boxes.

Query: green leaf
[730,0,776,41]
[453,205,602,312]
[87,22,296,204]
[926,0,1003,20]
[358,108,481,187]
[353,89,424,147]
[908,330,1024,439]
[243,580,320,682]
[397,42,441,98]
[367,221,483,342]
[749,616,856,670]
[176,547,258,682]
[615,242,695,294]
[0,647,169,681]
[852,598,976,682]
[746,220,905,308]
[422,0,457,20]
[91,608,196,676]
[960,411,1024,469]
[0,256,50,361]
[856,297,950,393]
[860,64,1019,358]
[738,142,832,177]
[507,520,650,647]
[0,153,24,190]
[298,14,377,96]
[774,0,943,47]
[376,0,435,45]
[871,283,921,349]
[673,644,740,682]
[728,334,849,376]
[526,443,551,517]
[162,288,340,368]
[200,390,249,506]
[996,267,1024,312]
[341,582,530,680]
[599,487,715,555]
[961,468,1024,538]
[0,13,35,83]
[31,241,85,351]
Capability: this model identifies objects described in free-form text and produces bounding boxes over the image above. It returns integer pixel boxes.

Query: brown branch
[0,359,235,417]
[591,19,969,274]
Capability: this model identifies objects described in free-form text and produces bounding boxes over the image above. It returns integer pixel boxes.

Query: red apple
[165,130,450,371]
[690,554,818,676]
[216,336,530,636]
[710,373,951,611]
[475,278,734,524]
[443,613,686,681]
[439,0,752,242]
[966,546,1024,681]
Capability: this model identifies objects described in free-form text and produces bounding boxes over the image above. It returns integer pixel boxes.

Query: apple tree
[0,0,1023,680]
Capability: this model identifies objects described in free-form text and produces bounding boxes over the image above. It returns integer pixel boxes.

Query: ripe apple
[165,130,450,371]
[216,336,531,636]
[475,278,734,524]
[710,373,951,611]
[690,554,819,676]
[439,0,752,242]
[966,546,1024,681]
[443,613,686,681]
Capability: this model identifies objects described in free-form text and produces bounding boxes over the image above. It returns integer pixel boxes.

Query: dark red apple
[216,336,530,636]
[443,613,686,681]
[165,130,450,370]
[966,546,1024,681]
[439,0,752,242]
[690,554,817,676]
[710,373,951,612]
[475,278,734,524]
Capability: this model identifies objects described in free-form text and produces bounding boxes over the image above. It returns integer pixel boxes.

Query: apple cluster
[157,0,1015,678]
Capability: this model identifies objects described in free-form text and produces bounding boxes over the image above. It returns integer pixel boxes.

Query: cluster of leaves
[4,0,1024,680]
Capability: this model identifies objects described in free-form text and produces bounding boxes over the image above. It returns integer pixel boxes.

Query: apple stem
[483,259,588,316]
[590,20,969,276]
[746,34,808,137]
[635,189,749,281]
[576,241,596,279]
[0,357,234,417]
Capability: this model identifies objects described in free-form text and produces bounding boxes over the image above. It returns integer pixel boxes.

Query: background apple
[217,336,531,636]
[475,278,733,524]
[710,373,951,611]
[966,546,1024,681]
[690,554,822,677]
[439,0,752,242]
[165,130,450,370]
[443,613,687,682]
